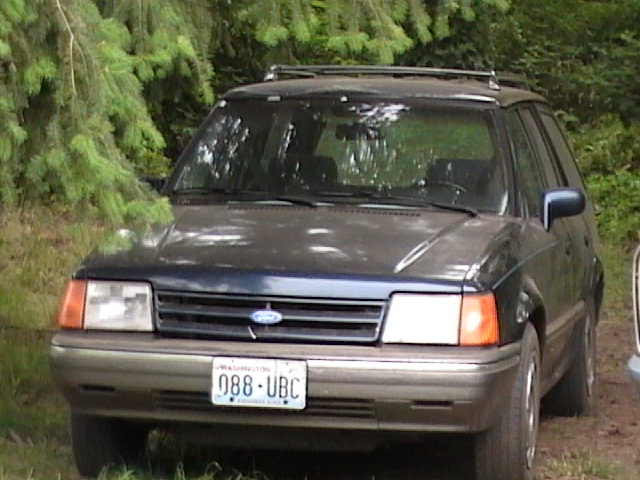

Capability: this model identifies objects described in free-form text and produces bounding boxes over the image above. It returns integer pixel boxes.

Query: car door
[520,105,588,382]
[537,105,595,287]
[504,107,577,383]
[523,106,591,300]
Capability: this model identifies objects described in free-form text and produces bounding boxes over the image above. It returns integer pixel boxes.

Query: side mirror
[541,188,585,230]
[141,176,167,194]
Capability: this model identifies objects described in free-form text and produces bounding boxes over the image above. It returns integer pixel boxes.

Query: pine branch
[54,0,77,97]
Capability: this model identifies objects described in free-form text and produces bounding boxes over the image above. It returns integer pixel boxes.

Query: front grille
[152,390,376,419]
[155,292,385,344]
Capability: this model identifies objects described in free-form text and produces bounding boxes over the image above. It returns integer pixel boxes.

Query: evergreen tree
[0,0,508,226]
[0,0,213,226]
[240,0,509,65]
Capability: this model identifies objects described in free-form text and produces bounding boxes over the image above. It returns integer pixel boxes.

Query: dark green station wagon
[51,65,603,480]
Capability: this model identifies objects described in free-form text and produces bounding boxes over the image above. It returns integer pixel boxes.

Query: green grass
[0,326,73,479]
[0,329,67,441]
[0,209,98,479]
[0,437,77,480]
[0,209,104,330]
[541,449,629,480]
[598,238,634,323]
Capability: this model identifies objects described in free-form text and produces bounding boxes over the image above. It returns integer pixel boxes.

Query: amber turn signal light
[57,280,87,329]
[459,293,499,346]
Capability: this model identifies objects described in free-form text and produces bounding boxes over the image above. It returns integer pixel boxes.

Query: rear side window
[538,110,585,189]
[505,110,546,218]
[520,108,566,189]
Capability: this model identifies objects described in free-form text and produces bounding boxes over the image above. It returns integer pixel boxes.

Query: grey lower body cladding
[50,331,520,448]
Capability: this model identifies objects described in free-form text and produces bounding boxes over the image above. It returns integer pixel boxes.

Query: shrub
[569,115,640,242]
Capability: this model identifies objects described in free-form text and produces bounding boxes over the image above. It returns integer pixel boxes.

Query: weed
[599,240,634,324]
[0,207,104,330]
[0,328,67,442]
[542,448,628,480]
[571,116,640,243]
[0,437,76,480]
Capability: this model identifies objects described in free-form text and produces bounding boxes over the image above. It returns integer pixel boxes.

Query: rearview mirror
[541,188,585,230]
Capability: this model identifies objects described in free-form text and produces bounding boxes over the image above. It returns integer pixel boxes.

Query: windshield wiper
[313,189,392,200]
[172,187,213,195]
[173,187,263,195]
[269,195,318,208]
[373,190,478,216]
[172,187,318,207]
[427,201,477,217]
[315,189,477,215]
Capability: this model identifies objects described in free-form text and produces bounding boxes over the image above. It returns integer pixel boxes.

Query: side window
[539,110,585,189]
[520,108,566,189]
[504,110,546,218]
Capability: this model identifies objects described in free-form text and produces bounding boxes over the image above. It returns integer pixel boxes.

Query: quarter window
[539,111,585,189]
[505,110,546,218]
[520,108,566,189]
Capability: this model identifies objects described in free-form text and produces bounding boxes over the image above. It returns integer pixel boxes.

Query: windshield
[171,98,508,213]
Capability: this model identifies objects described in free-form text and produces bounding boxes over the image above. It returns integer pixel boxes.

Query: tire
[472,322,540,480]
[543,299,596,416]
[71,414,148,477]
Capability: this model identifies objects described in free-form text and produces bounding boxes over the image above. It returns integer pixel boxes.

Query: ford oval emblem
[250,309,283,325]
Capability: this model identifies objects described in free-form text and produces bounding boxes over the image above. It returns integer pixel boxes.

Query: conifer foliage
[0,0,214,225]
[0,0,507,226]
[241,0,509,65]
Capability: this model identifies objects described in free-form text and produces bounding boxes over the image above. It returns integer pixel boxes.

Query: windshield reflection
[171,98,508,213]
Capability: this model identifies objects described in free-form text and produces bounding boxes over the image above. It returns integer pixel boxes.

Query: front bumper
[50,331,520,438]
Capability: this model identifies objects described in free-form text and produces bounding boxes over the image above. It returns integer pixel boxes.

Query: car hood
[81,203,513,291]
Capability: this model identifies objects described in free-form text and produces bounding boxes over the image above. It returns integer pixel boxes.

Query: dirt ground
[534,311,640,479]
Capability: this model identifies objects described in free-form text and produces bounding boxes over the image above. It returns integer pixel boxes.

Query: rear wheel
[473,322,540,480]
[71,413,148,477]
[543,299,596,416]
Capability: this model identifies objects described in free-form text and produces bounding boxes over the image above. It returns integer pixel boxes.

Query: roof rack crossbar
[263,65,531,91]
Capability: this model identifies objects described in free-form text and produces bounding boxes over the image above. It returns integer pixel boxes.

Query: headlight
[83,281,154,331]
[381,292,499,346]
[382,294,462,345]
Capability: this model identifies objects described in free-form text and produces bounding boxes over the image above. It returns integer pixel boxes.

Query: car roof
[223,65,547,108]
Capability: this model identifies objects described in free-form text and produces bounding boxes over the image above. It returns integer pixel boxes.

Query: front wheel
[71,413,148,477]
[472,322,540,480]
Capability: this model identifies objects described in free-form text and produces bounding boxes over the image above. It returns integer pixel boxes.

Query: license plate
[212,357,307,410]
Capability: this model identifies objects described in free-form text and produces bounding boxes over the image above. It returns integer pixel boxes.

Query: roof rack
[263,65,530,91]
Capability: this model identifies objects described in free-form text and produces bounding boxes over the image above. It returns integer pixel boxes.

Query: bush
[569,115,640,242]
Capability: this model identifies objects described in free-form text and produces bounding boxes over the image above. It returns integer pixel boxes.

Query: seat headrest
[269,154,338,187]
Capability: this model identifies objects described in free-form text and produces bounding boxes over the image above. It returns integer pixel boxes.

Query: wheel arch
[593,262,604,322]
[519,277,547,361]
[528,306,546,361]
